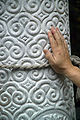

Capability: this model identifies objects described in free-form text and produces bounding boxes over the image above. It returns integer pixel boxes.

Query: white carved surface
[0,0,76,120]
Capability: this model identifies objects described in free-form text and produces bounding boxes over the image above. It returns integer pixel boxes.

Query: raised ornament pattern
[0,0,76,120]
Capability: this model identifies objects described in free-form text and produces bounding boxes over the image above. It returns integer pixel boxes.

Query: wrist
[63,64,76,77]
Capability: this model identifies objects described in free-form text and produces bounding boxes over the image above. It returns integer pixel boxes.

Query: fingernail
[51,26,56,34]
[56,27,59,31]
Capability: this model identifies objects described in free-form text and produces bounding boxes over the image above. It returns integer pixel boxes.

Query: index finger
[48,30,57,52]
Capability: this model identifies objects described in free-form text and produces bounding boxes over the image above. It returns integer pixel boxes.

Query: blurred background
[69,1,80,119]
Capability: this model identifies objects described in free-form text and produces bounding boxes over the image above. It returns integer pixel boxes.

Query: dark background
[69,1,80,119]
[69,1,80,57]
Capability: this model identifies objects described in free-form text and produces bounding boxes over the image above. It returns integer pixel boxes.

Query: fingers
[48,30,57,51]
[51,26,62,45]
[56,28,63,41]
[43,49,55,65]
[56,28,65,43]
[55,28,69,54]
[56,28,68,48]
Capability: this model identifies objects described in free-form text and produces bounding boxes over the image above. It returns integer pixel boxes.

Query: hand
[43,26,73,75]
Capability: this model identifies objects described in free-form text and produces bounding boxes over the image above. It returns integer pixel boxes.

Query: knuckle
[54,32,58,36]
[57,38,60,41]
[55,33,59,38]
[62,38,65,42]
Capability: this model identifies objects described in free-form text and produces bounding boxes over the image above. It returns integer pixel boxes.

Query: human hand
[43,26,73,75]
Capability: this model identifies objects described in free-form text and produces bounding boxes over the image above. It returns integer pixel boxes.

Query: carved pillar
[0,0,76,120]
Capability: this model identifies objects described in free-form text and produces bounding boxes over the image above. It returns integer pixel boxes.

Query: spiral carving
[26,19,40,36]
[0,47,9,61]
[6,0,21,14]
[29,69,43,81]
[47,88,60,102]
[0,20,7,38]
[0,1,5,15]
[42,0,55,13]
[0,109,12,120]
[12,70,27,82]
[8,19,23,37]
[45,67,58,80]
[30,88,45,104]
[56,0,65,13]
[24,0,40,13]
[0,92,11,106]
[0,69,9,84]
[10,45,24,59]
[42,13,65,35]
[27,40,42,59]
[13,89,28,105]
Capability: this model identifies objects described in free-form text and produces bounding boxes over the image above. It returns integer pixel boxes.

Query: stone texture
[0,0,76,120]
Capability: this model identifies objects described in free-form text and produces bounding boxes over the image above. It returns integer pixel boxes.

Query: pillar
[0,0,76,120]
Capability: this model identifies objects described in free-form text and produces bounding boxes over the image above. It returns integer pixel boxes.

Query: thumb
[43,49,54,65]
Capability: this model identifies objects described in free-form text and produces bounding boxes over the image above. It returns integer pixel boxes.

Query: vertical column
[0,0,76,120]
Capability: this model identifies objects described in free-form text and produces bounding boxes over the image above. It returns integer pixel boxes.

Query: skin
[43,26,80,87]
